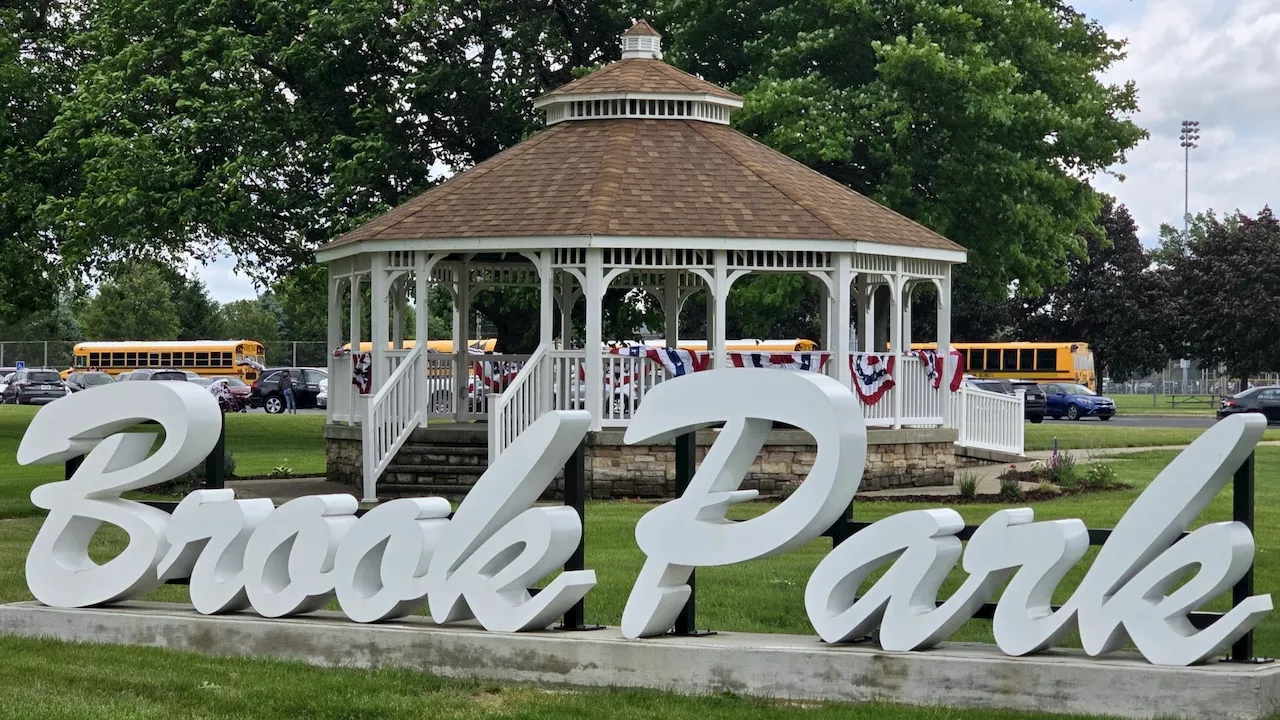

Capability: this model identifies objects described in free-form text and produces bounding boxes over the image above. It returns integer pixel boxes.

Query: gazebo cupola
[533,21,742,126]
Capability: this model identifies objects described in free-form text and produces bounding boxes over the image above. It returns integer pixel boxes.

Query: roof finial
[621,20,662,60]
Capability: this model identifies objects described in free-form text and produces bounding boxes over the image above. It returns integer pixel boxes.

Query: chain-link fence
[1101,360,1277,397]
[0,341,332,372]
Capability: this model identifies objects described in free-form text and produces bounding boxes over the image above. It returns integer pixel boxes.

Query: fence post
[292,342,298,367]
[43,341,48,368]
[558,441,601,632]
[671,431,714,636]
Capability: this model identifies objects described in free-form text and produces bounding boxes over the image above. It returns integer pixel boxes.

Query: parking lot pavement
[1041,415,1216,429]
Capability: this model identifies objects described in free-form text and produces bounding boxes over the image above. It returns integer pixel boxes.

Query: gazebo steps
[391,444,489,466]
[375,483,473,501]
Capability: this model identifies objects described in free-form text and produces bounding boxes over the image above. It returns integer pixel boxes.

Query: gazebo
[316,22,1002,502]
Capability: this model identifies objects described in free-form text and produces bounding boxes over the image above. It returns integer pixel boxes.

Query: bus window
[160,352,171,366]
[74,354,87,367]
[149,353,160,367]
[221,352,233,367]
[967,349,983,370]
[985,349,1000,370]
[1001,349,1016,370]
[1036,349,1057,371]
[196,352,209,367]
[111,352,125,367]
[1020,349,1034,370]
[88,353,99,367]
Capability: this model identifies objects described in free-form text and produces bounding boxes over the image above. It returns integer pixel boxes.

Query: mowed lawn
[0,406,1275,719]
[0,405,325,518]
[1110,394,1218,416]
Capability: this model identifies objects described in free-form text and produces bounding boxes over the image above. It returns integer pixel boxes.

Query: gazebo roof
[319,22,963,257]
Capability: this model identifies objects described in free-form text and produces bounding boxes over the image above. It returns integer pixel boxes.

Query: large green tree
[1173,208,1280,390]
[1012,200,1171,381]
[0,1,82,323]
[80,264,182,340]
[661,0,1146,295]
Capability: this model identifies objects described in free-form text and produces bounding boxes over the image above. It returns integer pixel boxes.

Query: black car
[250,367,328,413]
[66,371,117,392]
[1217,386,1280,424]
[1009,379,1046,424]
[1,368,67,405]
[965,378,1015,395]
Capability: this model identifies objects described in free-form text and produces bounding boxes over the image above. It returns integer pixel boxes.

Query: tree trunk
[1239,373,1251,394]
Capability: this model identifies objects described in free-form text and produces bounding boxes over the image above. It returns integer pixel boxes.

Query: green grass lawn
[0,406,325,518]
[1023,422,1280,451]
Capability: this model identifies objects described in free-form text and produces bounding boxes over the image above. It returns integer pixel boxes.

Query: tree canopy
[80,264,182,340]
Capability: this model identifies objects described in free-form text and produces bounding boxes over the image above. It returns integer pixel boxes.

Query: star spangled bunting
[908,349,965,392]
[351,352,372,394]
[606,345,710,377]
[728,351,831,372]
[849,353,895,405]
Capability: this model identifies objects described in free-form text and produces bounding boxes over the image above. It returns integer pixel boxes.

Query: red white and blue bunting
[729,351,830,372]
[351,352,372,395]
[607,345,710,377]
[909,349,965,392]
[849,353,895,405]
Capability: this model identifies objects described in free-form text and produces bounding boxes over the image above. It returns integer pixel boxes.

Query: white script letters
[620,369,867,638]
[17,371,1273,665]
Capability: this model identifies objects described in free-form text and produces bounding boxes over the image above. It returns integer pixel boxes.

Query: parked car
[121,368,191,382]
[0,372,14,396]
[1008,379,1046,424]
[249,367,328,413]
[1043,382,1116,421]
[1217,386,1280,423]
[963,377,1014,395]
[316,378,328,409]
[66,371,116,392]
[2,368,67,405]
[192,376,252,401]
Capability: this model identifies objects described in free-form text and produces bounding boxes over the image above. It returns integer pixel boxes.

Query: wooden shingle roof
[321,119,962,252]
[536,59,741,103]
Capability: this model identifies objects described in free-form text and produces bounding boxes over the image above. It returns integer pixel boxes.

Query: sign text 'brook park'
[16,373,1272,667]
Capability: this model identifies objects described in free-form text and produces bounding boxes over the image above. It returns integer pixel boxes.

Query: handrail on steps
[362,342,427,502]
[489,344,550,464]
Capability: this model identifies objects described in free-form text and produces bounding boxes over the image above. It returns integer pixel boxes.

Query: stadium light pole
[1180,120,1200,236]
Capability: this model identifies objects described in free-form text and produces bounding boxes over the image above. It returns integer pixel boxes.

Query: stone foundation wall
[326,424,957,499]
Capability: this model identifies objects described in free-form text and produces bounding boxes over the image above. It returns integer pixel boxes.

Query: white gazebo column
[326,273,345,423]
[890,262,905,429]
[712,250,728,369]
[538,252,554,412]
[854,275,872,353]
[391,279,406,350]
[833,254,854,389]
[370,254,390,390]
[938,266,953,427]
[414,253,435,420]
[558,272,577,348]
[584,249,604,430]
[452,263,471,422]
[349,271,364,390]
[902,281,914,352]
[664,270,679,346]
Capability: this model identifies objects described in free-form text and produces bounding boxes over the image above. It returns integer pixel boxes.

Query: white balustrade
[425,354,457,419]
[952,385,1025,456]
[488,346,549,463]
[361,343,427,501]
[330,353,361,424]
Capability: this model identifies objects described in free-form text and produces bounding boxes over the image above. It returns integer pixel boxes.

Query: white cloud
[1079,0,1280,240]
[189,256,260,304]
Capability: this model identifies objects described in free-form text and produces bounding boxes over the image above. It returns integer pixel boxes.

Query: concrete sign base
[2,601,1278,719]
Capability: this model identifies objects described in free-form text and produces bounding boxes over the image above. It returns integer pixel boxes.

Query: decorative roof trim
[315,236,968,265]
[533,91,743,110]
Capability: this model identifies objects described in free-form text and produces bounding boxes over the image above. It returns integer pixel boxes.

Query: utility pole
[1180,120,1200,236]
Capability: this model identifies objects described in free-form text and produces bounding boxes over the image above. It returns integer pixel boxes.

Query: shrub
[999,475,1023,500]
[955,472,978,500]
[267,465,294,478]
[1084,463,1120,489]
[1047,452,1079,487]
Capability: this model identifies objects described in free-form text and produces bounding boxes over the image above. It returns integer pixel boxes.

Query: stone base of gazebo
[324,424,956,500]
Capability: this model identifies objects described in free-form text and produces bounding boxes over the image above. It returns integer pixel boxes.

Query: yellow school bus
[643,338,819,352]
[913,341,1096,390]
[70,340,268,381]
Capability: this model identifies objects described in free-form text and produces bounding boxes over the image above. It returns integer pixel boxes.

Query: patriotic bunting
[351,353,372,394]
[909,349,965,392]
[728,351,830,372]
[849,353,895,405]
[607,345,710,377]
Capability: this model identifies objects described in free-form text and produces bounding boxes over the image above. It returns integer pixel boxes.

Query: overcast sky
[198,0,1280,303]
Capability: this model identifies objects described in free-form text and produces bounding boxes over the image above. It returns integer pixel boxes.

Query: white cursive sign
[16,372,1272,665]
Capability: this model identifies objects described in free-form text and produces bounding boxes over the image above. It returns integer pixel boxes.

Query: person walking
[280,369,297,414]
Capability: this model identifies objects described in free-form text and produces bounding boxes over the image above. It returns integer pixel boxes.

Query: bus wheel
[264,394,285,414]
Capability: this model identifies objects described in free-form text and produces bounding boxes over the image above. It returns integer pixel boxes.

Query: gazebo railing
[362,342,427,501]
[489,345,550,462]
[953,384,1025,456]
[330,352,361,424]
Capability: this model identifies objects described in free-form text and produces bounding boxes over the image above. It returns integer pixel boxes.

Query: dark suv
[1009,379,1047,424]
[250,367,327,413]
[2,368,67,405]
[66,371,117,392]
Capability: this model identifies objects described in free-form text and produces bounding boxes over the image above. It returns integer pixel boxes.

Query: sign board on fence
[12,371,1272,667]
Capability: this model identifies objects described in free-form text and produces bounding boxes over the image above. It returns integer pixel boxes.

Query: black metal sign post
[204,413,227,490]
[671,431,714,637]
[1230,451,1268,663]
[558,441,602,631]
